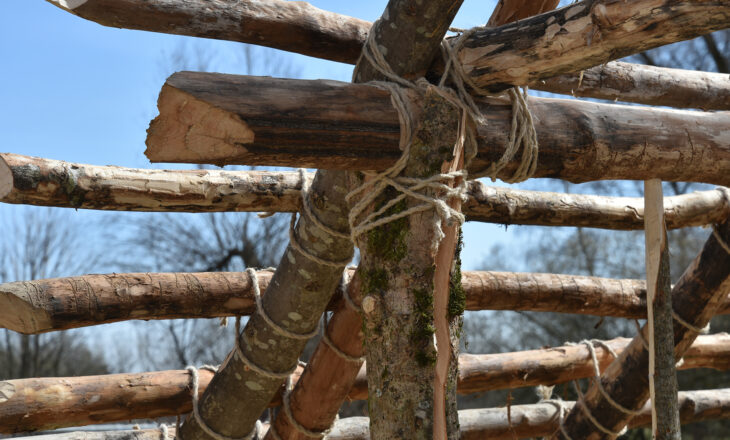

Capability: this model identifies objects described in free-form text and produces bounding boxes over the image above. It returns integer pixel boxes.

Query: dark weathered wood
[557,221,730,439]
[644,180,680,439]
[5,155,729,230]
[3,335,728,433]
[0,153,303,212]
[146,74,730,186]
[49,1,730,111]
[6,269,730,334]
[459,0,730,91]
[537,61,730,110]
[44,0,369,65]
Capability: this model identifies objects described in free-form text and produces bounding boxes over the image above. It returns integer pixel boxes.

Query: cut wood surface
[538,61,730,110]
[44,0,369,65]
[558,221,730,439]
[5,154,729,230]
[2,334,728,433]
[7,269,730,334]
[0,153,303,212]
[11,388,730,440]
[146,74,730,186]
[48,1,730,110]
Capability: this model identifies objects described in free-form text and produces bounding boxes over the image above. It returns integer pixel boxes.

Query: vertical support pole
[644,179,681,439]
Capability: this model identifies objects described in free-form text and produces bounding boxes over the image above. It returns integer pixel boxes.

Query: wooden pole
[6,269,730,334]
[557,221,730,439]
[644,180,680,438]
[2,335,728,433]
[47,1,730,111]
[4,154,729,230]
[145,74,730,186]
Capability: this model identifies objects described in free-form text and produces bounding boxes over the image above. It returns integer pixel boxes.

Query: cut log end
[0,157,12,200]
[45,0,88,12]
[0,283,52,334]
[145,83,255,165]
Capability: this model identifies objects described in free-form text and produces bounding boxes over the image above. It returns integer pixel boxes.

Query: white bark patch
[0,159,11,199]
[0,382,15,403]
[53,0,88,9]
[245,381,263,391]
[288,312,303,321]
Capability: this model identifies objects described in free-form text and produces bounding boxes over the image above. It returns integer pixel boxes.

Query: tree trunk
[557,220,730,439]
[146,74,730,186]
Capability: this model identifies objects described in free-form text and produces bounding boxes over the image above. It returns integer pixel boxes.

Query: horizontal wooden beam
[44,0,369,65]
[4,154,729,229]
[4,268,730,334]
[48,1,730,110]
[12,388,730,440]
[538,61,730,110]
[145,73,730,185]
[1,335,726,433]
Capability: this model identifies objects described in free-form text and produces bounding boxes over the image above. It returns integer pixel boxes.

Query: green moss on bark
[447,230,466,318]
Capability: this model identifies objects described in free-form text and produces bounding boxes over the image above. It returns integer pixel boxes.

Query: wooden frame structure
[2,0,730,439]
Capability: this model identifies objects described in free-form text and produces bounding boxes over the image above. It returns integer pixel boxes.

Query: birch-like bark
[145,74,730,186]
[557,221,730,439]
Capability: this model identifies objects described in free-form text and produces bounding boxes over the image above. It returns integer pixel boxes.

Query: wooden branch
[6,268,730,334]
[2,335,728,433]
[487,0,559,26]
[0,153,303,212]
[44,0,369,65]
[145,74,730,186]
[47,1,730,111]
[4,154,729,230]
[10,388,730,440]
[558,221,730,439]
[644,180,680,438]
[459,0,730,91]
[537,61,730,110]
[326,390,730,440]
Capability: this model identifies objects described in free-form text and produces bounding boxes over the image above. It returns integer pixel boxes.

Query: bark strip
[4,155,729,230]
[46,1,730,111]
[557,221,730,439]
[7,269,730,334]
[537,61,730,110]
[9,388,730,440]
[145,74,730,186]
[2,336,729,433]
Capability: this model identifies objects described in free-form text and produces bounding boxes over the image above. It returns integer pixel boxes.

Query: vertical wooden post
[644,179,681,439]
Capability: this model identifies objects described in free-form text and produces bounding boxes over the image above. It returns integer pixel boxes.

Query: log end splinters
[0,157,13,200]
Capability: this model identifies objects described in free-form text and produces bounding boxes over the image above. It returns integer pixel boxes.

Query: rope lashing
[320,313,365,364]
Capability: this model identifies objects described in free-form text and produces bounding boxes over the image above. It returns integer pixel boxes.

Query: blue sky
[0,0,529,271]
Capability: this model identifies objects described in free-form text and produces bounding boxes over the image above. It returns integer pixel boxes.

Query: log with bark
[6,269,730,334]
[145,73,730,186]
[538,61,730,110]
[47,0,730,111]
[557,220,730,439]
[5,154,729,230]
[9,388,730,440]
[2,334,729,433]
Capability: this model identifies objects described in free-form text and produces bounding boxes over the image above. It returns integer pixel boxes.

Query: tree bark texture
[459,0,730,92]
[44,0,369,65]
[145,73,730,186]
[0,153,304,212]
[3,334,728,433]
[7,269,730,334]
[557,220,730,439]
[644,180,680,439]
[4,154,729,230]
[48,0,730,111]
[9,387,730,440]
[486,0,559,26]
[178,169,353,440]
[537,61,730,110]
